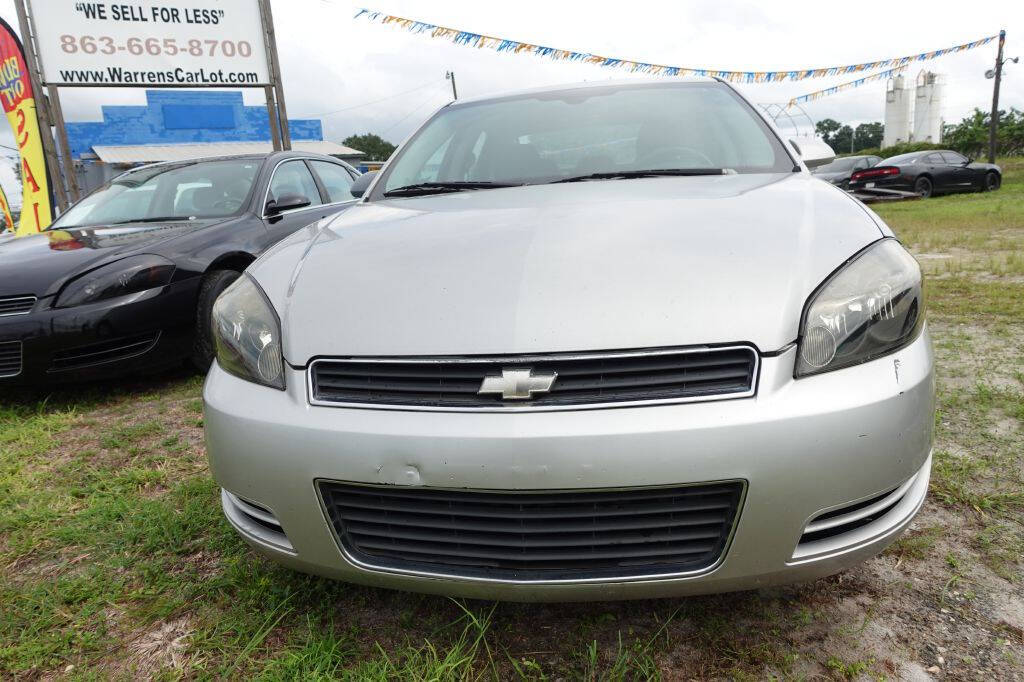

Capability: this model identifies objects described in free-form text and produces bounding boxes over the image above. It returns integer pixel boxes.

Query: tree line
[817,108,1024,159]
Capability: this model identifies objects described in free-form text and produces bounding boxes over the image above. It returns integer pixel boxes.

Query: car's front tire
[983,171,1001,192]
[191,269,242,371]
[914,176,933,198]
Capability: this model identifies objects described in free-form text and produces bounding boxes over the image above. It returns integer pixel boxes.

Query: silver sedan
[203,79,934,601]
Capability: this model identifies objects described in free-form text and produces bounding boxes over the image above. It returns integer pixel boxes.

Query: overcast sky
[1,0,1022,205]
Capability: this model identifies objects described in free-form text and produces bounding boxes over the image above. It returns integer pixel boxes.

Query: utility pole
[446,71,458,100]
[988,30,1006,164]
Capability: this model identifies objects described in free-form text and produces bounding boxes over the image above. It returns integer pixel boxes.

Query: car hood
[248,173,885,362]
[0,219,221,298]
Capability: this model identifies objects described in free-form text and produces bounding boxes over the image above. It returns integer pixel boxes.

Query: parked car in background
[205,79,933,601]
[848,150,1001,198]
[811,154,881,189]
[0,152,360,386]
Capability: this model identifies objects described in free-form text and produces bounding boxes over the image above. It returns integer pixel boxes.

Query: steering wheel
[636,145,715,168]
[212,198,241,212]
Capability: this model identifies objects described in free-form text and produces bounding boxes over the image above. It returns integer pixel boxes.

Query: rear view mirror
[790,138,836,169]
[350,171,377,199]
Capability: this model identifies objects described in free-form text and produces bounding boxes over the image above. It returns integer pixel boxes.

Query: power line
[294,78,446,119]
[379,88,450,136]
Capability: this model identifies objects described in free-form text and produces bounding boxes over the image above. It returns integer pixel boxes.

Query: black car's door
[940,151,975,190]
[261,159,333,243]
[920,152,950,190]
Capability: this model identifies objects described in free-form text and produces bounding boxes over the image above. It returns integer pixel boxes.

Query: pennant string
[787,65,910,106]
[354,9,996,85]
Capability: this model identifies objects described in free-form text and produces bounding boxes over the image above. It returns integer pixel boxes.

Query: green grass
[1,161,1022,679]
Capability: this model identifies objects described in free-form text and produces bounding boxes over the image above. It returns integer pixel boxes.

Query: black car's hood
[0,219,221,298]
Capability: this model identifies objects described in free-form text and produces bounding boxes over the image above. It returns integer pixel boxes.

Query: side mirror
[963,159,973,166]
[789,137,836,169]
[350,171,377,199]
[265,193,311,216]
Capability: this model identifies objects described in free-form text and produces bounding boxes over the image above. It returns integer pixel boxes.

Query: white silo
[913,71,944,143]
[883,75,913,147]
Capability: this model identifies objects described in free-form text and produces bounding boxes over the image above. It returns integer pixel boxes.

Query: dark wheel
[191,269,242,371]
[914,176,933,198]
[983,171,1001,192]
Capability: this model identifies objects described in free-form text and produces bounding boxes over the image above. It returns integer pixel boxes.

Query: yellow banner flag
[0,182,13,233]
[0,17,53,236]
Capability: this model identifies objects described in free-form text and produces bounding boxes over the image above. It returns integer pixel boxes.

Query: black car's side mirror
[265,193,311,216]
[350,171,377,199]
[963,159,973,166]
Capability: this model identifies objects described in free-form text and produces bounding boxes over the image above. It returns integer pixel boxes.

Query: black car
[0,151,360,387]
[848,149,1001,198]
[811,154,882,189]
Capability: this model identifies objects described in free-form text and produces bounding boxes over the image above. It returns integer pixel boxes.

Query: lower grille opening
[320,481,744,580]
[222,490,293,553]
[797,481,912,547]
[49,332,160,371]
[0,340,23,377]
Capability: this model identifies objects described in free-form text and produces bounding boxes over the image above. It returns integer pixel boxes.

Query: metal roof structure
[91,140,364,164]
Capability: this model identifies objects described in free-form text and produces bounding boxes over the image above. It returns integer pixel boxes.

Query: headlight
[796,239,923,377]
[211,274,285,390]
[55,255,175,307]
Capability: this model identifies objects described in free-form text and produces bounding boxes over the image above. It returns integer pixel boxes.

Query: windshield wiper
[383,181,522,197]
[552,168,732,183]
[105,216,196,225]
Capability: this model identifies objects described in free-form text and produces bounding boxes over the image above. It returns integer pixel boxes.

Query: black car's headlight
[55,255,175,307]
[211,274,285,390]
[796,239,923,377]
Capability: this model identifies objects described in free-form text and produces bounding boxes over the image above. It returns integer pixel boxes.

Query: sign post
[259,0,290,149]
[46,84,81,202]
[11,2,65,214]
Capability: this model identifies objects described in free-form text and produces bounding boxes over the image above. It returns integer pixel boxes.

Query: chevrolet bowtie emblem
[478,368,557,400]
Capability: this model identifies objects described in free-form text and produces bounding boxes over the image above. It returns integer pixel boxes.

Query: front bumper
[204,330,935,601]
[0,279,198,387]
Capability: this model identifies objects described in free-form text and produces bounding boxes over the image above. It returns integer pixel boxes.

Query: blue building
[67,90,363,190]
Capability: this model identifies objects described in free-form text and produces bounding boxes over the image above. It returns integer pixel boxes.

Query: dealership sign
[32,1,271,87]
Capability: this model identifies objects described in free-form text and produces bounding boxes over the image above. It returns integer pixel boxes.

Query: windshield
[813,157,863,173]
[376,82,793,197]
[51,158,260,229]
[879,153,921,166]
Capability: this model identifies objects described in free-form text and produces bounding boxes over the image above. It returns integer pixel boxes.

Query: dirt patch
[120,616,194,680]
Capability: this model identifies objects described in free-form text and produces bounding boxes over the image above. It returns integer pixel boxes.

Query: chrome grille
[0,341,22,377]
[0,295,36,316]
[310,345,758,409]
[320,481,744,580]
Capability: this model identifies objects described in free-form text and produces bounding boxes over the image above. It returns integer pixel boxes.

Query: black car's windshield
[51,158,260,229]
[812,157,863,173]
[377,82,793,198]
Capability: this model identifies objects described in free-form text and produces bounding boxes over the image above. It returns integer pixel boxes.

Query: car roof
[449,76,721,108]
[115,150,347,176]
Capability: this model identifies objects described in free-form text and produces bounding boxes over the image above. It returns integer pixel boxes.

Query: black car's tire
[983,171,1001,192]
[191,269,242,371]
[914,176,933,198]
